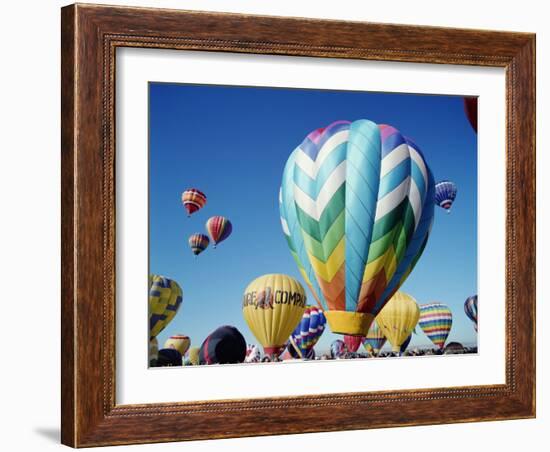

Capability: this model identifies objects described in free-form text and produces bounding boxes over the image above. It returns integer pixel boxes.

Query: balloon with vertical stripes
[280,120,435,336]
[464,295,478,332]
[206,216,233,248]
[418,302,453,350]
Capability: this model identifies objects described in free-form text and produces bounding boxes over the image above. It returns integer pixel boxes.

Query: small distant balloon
[364,320,387,356]
[181,188,207,217]
[418,303,453,350]
[289,305,326,358]
[188,233,209,256]
[206,216,232,247]
[330,339,347,359]
[435,180,457,212]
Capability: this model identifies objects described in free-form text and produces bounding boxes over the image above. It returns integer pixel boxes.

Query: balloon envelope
[164,334,191,356]
[188,233,209,256]
[464,97,478,132]
[199,325,246,365]
[243,274,307,357]
[464,295,478,331]
[206,216,232,247]
[418,303,453,350]
[280,120,435,336]
[376,291,420,353]
[330,339,347,359]
[364,319,387,356]
[149,275,183,340]
[343,335,364,353]
[289,305,326,357]
[188,347,200,365]
[148,337,159,364]
[181,188,207,216]
[435,180,457,212]
[155,348,183,367]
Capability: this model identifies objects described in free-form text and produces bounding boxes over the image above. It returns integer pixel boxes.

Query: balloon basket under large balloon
[324,311,375,336]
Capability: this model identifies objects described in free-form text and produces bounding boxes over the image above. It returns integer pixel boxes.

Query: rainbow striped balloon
[464,295,478,332]
[418,302,453,350]
[206,216,233,247]
[289,305,326,358]
[280,120,435,336]
[363,319,387,356]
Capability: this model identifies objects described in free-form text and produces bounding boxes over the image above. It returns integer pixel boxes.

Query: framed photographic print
[61,3,536,447]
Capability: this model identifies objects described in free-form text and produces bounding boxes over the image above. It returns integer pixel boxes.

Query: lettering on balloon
[242,287,306,309]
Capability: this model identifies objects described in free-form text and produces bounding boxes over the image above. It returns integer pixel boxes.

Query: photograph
[147,83,479,367]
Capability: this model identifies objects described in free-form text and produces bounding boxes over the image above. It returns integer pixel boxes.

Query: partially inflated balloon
[330,339,347,359]
[289,305,326,358]
[464,295,478,332]
[206,216,232,247]
[376,291,420,353]
[164,334,191,356]
[343,335,364,353]
[280,120,435,336]
[188,347,200,365]
[435,181,457,212]
[199,325,246,365]
[243,274,307,357]
[181,188,207,217]
[364,319,387,356]
[188,233,209,256]
[149,275,183,340]
[419,303,453,350]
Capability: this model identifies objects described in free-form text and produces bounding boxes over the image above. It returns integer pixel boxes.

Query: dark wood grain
[61,3,536,447]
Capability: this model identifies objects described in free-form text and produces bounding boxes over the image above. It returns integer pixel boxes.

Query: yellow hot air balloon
[164,334,191,356]
[148,275,183,340]
[188,347,200,365]
[376,291,420,353]
[242,274,307,357]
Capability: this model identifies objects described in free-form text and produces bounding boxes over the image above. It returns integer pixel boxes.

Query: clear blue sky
[149,82,478,355]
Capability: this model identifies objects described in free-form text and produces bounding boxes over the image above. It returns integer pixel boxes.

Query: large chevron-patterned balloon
[280,120,435,336]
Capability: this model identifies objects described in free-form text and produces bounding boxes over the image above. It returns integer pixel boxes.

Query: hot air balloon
[464,97,478,132]
[363,319,387,356]
[418,303,453,350]
[464,295,478,332]
[330,339,347,359]
[280,120,435,337]
[164,334,191,356]
[206,216,232,248]
[445,342,465,354]
[188,233,209,256]
[155,348,183,367]
[149,337,159,364]
[286,341,316,360]
[243,274,306,358]
[288,305,326,358]
[399,334,412,355]
[376,291,420,353]
[343,335,364,353]
[434,180,457,212]
[188,347,200,365]
[199,325,247,365]
[245,344,261,363]
[181,188,207,217]
[149,275,183,340]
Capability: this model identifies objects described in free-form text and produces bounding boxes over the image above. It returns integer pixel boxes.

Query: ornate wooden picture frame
[61,3,535,447]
